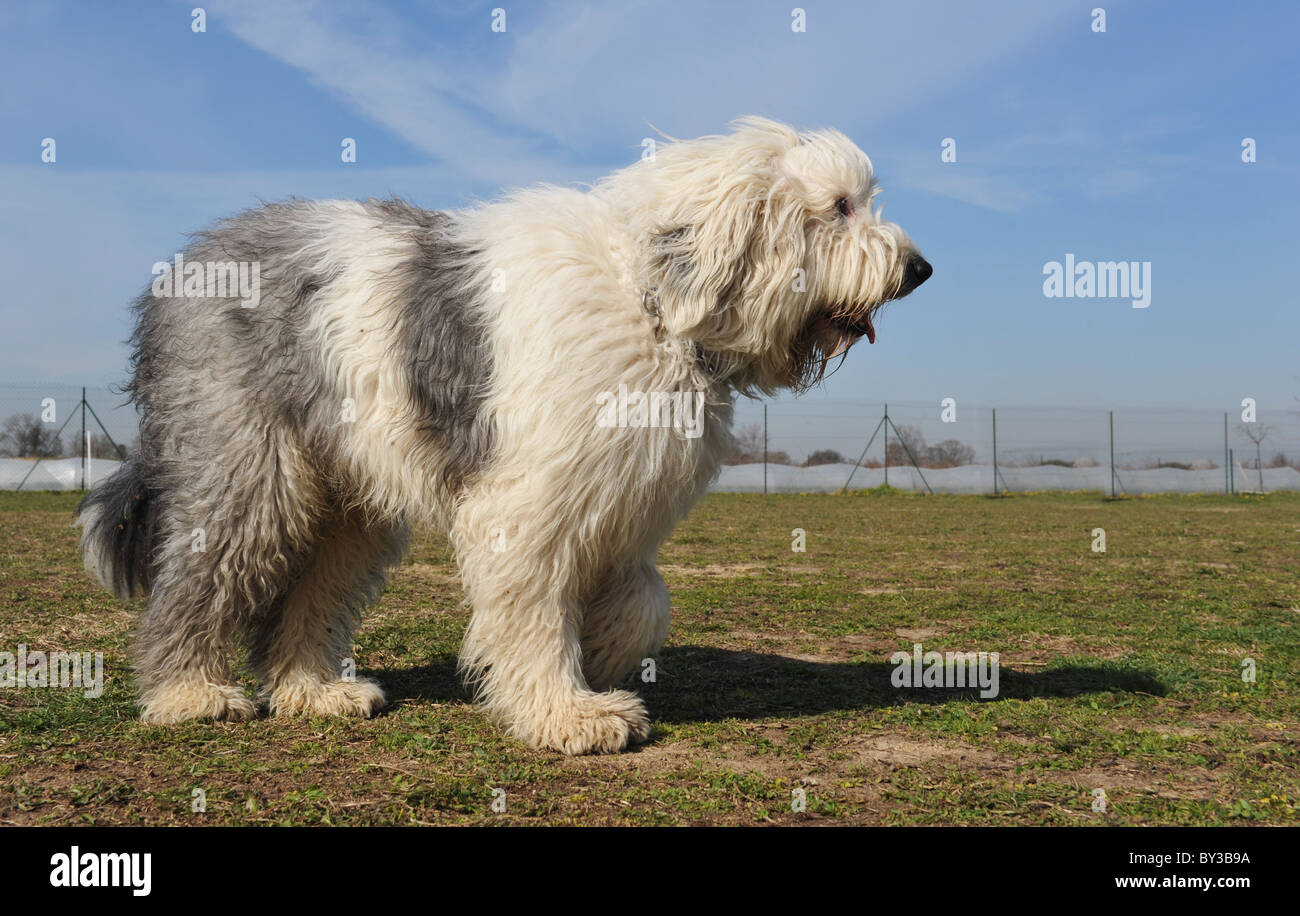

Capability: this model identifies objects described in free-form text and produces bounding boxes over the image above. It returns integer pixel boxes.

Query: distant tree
[926,439,975,468]
[884,425,975,468]
[727,423,765,464]
[47,430,124,459]
[885,424,927,467]
[88,433,130,459]
[804,449,844,466]
[0,414,64,458]
[1239,423,1271,491]
[724,424,790,465]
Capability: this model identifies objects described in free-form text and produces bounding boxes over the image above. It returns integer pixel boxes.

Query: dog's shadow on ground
[641,646,1163,724]
[372,646,1163,723]
[368,654,467,709]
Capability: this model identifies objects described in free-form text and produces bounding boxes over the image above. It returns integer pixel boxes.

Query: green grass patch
[1,489,1297,824]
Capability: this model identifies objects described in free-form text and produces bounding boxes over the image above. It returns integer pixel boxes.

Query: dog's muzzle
[897,254,933,297]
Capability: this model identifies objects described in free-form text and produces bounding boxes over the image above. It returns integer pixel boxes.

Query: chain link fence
[0,385,137,490]
[2,386,1297,494]
[722,399,1300,494]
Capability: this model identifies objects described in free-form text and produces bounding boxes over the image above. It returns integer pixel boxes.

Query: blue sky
[1,0,1297,459]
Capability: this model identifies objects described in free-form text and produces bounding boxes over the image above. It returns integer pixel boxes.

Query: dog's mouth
[789,303,887,391]
[807,256,932,357]
[827,309,877,345]
[810,304,881,360]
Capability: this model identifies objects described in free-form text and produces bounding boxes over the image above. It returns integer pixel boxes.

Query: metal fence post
[992,408,998,496]
[883,404,889,488]
[80,387,86,491]
[762,403,767,495]
[885,412,933,495]
[1109,410,1116,498]
[1223,412,1229,494]
[842,413,887,492]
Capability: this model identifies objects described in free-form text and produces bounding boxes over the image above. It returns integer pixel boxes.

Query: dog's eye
[835,196,854,219]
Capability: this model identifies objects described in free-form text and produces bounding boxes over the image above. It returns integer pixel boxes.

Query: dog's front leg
[451,511,651,754]
[580,559,670,691]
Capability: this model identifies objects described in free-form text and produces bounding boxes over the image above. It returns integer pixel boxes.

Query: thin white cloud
[499,0,1081,145]
[200,0,583,187]
[204,0,1086,183]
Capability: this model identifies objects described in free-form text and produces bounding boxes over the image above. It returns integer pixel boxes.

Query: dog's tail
[76,458,157,599]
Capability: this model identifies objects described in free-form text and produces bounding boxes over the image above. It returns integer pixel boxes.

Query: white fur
[96,118,924,754]
[431,118,922,752]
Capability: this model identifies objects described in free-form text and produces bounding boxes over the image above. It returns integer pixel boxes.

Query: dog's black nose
[899,254,932,295]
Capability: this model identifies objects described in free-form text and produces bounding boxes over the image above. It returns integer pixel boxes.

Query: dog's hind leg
[580,560,670,691]
[134,426,323,724]
[452,502,650,755]
[135,536,258,726]
[251,512,408,718]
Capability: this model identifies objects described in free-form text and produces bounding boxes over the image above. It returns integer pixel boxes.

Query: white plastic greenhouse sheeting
[712,462,1300,494]
[6,457,1298,495]
[0,458,123,491]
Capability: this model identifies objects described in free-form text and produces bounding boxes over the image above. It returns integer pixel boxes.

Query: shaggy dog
[78,117,931,754]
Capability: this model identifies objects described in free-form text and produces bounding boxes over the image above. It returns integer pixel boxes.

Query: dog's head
[608,117,930,393]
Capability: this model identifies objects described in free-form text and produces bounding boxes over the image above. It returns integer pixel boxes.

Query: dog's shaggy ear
[601,116,812,374]
[659,170,774,332]
[650,225,696,298]
[645,129,807,344]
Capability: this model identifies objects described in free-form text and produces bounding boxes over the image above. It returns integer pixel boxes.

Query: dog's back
[78,199,497,595]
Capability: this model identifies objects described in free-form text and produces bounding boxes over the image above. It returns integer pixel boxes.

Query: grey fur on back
[80,196,495,605]
[378,200,496,493]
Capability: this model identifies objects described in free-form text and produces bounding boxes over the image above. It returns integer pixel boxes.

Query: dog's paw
[140,680,257,725]
[268,676,387,718]
[530,689,650,755]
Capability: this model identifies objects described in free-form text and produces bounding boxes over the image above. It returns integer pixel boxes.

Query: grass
[1,488,1297,825]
